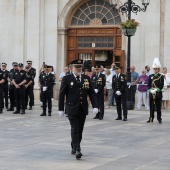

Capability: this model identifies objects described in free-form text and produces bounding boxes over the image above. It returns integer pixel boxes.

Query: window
[71,0,121,26]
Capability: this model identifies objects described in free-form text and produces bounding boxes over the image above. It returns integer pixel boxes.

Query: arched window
[71,0,121,26]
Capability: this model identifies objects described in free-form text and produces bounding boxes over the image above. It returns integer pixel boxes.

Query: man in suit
[91,65,106,120]
[27,61,36,106]
[147,58,164,124]
[58,59,98,159]
[112,65,128,121]
[40,65,55,116]
[1,63,9,109]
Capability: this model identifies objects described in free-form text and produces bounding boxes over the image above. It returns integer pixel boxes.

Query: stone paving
[0,101,170,170]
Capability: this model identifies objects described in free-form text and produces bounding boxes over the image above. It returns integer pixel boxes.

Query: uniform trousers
[115,92,127,119]
[0,85,3,109]
[149,97,162,121]
[42,91,52,113]
[68,106,86,152]
[3,85,8,108]
[25,86,34,107]
[15,86,25,111]
[137,91,149,110]
[96,92,104,118]
[9,85,16,109]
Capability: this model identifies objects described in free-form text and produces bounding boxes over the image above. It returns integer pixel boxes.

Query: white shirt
[110,68,116,76]
[73,73,81,82]
[106,74,113,89]
[59,72,66,79]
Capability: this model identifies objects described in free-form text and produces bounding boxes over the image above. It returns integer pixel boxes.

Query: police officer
[0,69,5,113]
[91,65,106,120]
[112,65,128,121]
[147,58,164,124]
[40,65,55,116]
[58,59,98,159]
[25,66,34,110]
[27,61,36,106]
[1,63,9,109]
[12,63,26,114]
[7,62,18,111]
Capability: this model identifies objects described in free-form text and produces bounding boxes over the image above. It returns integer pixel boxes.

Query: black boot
[28,106,32,110]
[13,110,20,114]
[146,117,153,123]
[7,107,14,111]
[0,108,3,114]
[20,110,25,114]
[40,112,46,116]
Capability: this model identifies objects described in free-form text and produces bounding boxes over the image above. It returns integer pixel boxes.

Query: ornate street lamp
[109,0,150,109]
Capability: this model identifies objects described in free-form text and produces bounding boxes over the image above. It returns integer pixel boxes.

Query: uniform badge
[70,82,74,86]
[20,73,23,76]
[121,76,124,81]
[15,73,18,75]
[151,77,153,79]
[83,79,89,89]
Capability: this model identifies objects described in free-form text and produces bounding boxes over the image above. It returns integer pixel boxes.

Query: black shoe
[146,118,153,123]
[158,120,162,124]
[123,118,127,121]
[115,117,122,120]
[48,113,51,116]
[13,110,20,114]
[28,107,32,110]
[7,108,14,111]
[93,116,99,119]
[0,109,3,114]
[40,113,46,116]
[71,150,76,155]
[20,110,25,114]
[75,151,82,159]
[99,117,103,120]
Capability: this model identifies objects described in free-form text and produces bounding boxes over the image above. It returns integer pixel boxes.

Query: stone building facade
[0,0,169,99]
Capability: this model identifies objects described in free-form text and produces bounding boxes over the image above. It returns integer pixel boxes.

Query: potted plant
[120,19,140,36]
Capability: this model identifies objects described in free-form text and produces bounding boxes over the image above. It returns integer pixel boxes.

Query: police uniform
[12,63,26,114]
[147,58,164,123]
[0,70,5,113]
[91,66,106,120]
[27,61,36,106]
[58,59,98,159]
[40,66,55,116]
[1,63,9,109]
[25,66,34,110]
[7,62,18,111]
[112,65,128,121]
[39,70,45,104]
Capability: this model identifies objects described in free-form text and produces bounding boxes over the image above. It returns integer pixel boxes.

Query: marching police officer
[12,63,26,114]
[1,63,9,109]
[91,65,106,120]
[25,66,34,110]
[40,65,55,116]
[147,58,164,124]
[7,62,18,111]
[27,61,36,106]
[58,59,98,159]
[112,65,128,121]
[0,69,5,113]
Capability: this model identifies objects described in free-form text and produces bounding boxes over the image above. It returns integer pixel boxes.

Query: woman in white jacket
[162,67,170,109]
[105,69,113,109]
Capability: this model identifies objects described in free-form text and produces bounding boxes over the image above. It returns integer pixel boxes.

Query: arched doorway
[67,0,125,71]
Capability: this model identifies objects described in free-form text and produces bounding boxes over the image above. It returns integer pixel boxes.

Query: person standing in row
[112,65,128,121]
[58,59,98,159]
[0,69,5,113]
[12,63,27,114]
[91,65,106,120]
[40,65,55,116]
[7,62,18,111]
[27,61,36,106]
[147,58,164,124]
[25,66,34,110]
[1,63,9,109]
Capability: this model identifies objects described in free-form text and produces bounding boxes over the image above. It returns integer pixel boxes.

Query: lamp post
[109,0,150,109]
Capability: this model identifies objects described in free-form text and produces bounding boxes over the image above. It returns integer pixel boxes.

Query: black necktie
[76,76,80,83]
[117,75,119,79]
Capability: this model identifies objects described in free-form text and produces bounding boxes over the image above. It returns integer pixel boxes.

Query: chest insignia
[70,82,74,86]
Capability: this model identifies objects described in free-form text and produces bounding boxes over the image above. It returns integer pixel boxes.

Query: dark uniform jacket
[9,69,17,82]
[25,72,34,86]
[29,67,36,84]
[91,73,106,93]
[13,70,26,85]
[0,70,4,85]
[59,74,98,115]
[40,72,55,93]
[112,74,127,94]
[148,73,164,98]
[1,70,9,88]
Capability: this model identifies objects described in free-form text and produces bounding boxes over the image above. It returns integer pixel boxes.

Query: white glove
[116,91,121,95]
[59,111,64,117]
[93,108,98,114]
[43,86,47,92]
[94,89,98,93]
[150,89,156,94]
